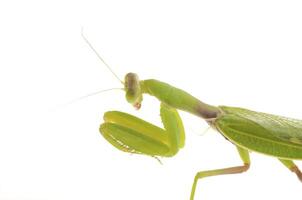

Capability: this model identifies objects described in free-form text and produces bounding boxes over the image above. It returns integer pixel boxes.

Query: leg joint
[291,166,302,182]
[243,163,250,171]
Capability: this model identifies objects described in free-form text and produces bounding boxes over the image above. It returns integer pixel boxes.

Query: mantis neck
[140,79,221,120]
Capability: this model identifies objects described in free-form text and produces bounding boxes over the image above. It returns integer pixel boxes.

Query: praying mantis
[82,32,302,200]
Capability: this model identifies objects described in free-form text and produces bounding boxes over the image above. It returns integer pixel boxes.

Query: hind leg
[279,159,302,182]
[190,146,250,200]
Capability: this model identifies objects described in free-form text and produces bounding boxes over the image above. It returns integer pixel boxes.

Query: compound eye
[125,73,142,106]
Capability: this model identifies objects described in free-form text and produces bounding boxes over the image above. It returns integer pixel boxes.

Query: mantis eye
[125,73,143,108]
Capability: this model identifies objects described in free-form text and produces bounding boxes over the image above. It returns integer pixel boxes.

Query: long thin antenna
[53,88,123,110]
[81,28,124,84]
[67,88,123,105]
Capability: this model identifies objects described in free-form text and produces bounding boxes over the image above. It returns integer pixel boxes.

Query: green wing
[215,106,302,160]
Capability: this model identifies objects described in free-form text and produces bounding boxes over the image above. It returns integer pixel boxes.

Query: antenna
[81,28,124,84]
[65,88,123,105]
[52,88,123,110]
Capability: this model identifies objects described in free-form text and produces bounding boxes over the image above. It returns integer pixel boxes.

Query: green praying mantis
[81,32,302,200]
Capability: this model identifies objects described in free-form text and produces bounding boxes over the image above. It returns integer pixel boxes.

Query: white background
[0,0,302,200]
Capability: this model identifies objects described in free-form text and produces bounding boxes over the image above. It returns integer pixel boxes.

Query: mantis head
[124,73,143,110]
[81,31,144,110]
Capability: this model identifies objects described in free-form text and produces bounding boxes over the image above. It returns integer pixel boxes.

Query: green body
[216,106,302,160]
[141,80,219,119]
[100,76,302,200]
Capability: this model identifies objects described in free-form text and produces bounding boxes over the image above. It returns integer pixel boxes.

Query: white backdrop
[0,0,302,200]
